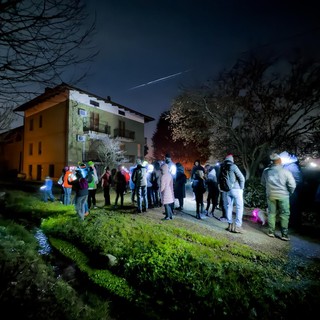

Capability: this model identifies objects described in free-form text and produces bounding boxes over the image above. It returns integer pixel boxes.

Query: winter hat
[64,166,69,171]
[225,154,234,162]
[270,153,281,161]
[88,161,94,166]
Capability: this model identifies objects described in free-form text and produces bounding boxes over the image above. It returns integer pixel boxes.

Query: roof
[14,83,155,123]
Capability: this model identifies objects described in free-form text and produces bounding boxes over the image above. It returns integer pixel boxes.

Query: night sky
[69,0,319,144]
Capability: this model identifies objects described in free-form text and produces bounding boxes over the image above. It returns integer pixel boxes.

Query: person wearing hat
[218,154,245,233]
[261,153,296,241]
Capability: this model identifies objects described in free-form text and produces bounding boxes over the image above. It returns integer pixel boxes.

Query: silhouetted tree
[169,52,320,179]
[0,0,97,131]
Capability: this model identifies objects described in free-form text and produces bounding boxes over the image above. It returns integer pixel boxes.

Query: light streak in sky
[129,69,191,90]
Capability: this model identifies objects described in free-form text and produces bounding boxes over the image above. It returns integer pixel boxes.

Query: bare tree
[169,53,320,179]
[96,136,128,169]
[0,0,97,131]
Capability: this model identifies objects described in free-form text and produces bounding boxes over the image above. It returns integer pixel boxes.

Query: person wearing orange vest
[63,166,73,205]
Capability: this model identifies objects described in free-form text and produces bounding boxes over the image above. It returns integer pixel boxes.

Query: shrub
[244,178,267,209]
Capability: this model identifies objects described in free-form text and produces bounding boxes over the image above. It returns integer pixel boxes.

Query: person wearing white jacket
[160,163,175,220]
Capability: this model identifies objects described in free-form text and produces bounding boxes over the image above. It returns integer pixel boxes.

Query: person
[62,166,73,205]
[114,164,127,209]
[164,153,177,180]
[41,176,55,202]
[174,162,187,211]
[261,153,296,241]
[279,151,304,230]
[191,160,205,182]
[191,160,205,200]
[129,164,137,204]
[204,164,219,217]
[160,162,175,220]
[70,168,89,220]
[192,170,206,219]
[87,161,99,209]
[151,160,161,208]
[146,163,155,208]
[132,159,148,213]
[57,167,66,203]
[100,166,112,206]
[219,154,245,233]
[121,166,131,193]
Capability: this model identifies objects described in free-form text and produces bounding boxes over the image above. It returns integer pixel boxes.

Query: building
[0,83,154,181]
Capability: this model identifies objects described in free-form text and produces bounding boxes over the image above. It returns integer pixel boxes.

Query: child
[41,176,55,202]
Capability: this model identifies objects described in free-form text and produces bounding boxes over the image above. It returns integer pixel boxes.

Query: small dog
[252,208,267,225]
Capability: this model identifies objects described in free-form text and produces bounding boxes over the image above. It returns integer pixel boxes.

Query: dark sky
[73,0,319,144]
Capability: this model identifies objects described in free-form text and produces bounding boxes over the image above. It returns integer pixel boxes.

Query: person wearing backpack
[132,159,148,213]
[218,154,245,233]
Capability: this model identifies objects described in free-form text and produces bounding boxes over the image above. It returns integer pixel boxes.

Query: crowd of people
[42,150,301,241]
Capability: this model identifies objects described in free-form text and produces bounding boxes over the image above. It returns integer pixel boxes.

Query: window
[38,141,42,155]
[119,120,125,136]
[39,115,43,128]
[29,119,34,131]
[90,112,99,131]
[118,110,125,116]
[29,143,33,155]
[49,164,54,178]
[78,109,87,117]
[90,100,99,107]
[28,165,32,178]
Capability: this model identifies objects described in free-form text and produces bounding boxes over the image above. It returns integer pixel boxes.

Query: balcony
[83,123,111,135]
[114,129,135,140]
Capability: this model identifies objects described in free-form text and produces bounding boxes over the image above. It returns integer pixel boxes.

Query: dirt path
[141,191,320,265]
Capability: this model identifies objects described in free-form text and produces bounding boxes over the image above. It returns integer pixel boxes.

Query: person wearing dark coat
[174,163,187,211]
[192,170,207,219]
[204,164,219,217]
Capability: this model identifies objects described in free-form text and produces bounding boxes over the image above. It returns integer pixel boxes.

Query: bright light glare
[309,162,317,168]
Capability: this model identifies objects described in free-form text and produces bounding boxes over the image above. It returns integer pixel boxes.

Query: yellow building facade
[3,83,154,181]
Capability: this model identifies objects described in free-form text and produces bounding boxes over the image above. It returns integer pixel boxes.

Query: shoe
[226,223,232,232]
[84,212,89,217]
[220,217,228,222]
[267,232,275,238]
[137,209,142,213]
[93,206,98,209]
[281,235,290,241]
[162,217,170,220]
[233,226,244,234]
